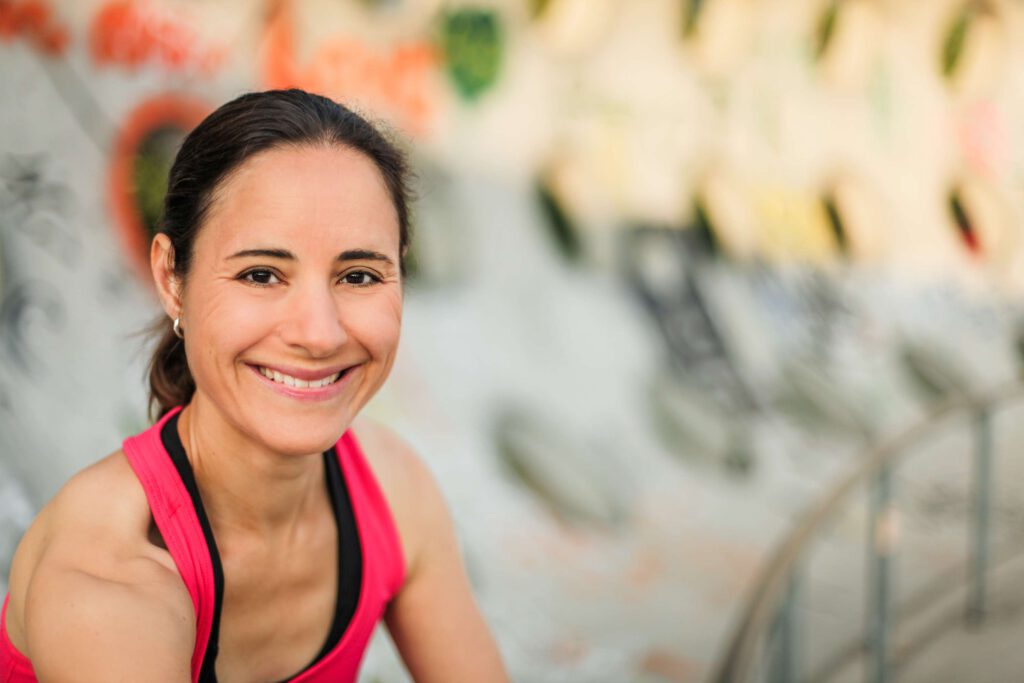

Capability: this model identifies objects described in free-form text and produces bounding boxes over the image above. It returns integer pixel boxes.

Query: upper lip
[249,362,355,382]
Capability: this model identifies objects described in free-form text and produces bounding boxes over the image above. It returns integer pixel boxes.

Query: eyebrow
[227,248,395,266]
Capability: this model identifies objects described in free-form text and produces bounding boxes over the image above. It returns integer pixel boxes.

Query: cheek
[188,291,269,372]
[348,291,403,353]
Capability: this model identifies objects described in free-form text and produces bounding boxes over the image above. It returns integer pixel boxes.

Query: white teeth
[314,373,342,388]
[257,366,342,389]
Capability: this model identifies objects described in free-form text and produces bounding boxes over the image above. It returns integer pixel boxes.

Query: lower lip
[247,364,357,402]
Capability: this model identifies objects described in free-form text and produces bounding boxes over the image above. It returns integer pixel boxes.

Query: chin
[262,432,346,458]
[250,410,352,457]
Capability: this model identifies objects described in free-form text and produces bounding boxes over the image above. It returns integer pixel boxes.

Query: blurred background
[3,0,1024,681]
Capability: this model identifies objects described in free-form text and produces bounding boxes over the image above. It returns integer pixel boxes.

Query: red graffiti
[90,0,224,74]
[0,0,69,56]
[259,0,439,136]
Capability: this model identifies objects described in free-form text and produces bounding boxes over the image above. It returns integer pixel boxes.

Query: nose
[279,282,349,357]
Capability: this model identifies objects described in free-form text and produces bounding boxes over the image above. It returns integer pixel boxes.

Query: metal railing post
[968,406,993,624]
[768,571,801,683]
[866,463,896,683]
[710,382,1024,683]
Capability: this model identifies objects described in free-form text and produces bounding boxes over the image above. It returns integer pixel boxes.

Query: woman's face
[161,144,403,456]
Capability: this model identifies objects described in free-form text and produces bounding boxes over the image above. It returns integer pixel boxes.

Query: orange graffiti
[0,0,69,56]
[90,0,224,74]
[108,94,211,281]
[259,0,439,137]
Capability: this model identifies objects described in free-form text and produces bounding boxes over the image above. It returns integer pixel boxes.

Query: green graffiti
[942,5,966,76]
[815,0,839,60]
[440,8,503,101]
[357,0,402,9]
[683,0,705,38]
[133,127,183,241]
[690,197,721,258]
[948,189,979,253]
[529,0,553,20]
[822,194,848,255]
[536,178,582,263]
[942,3,981,78]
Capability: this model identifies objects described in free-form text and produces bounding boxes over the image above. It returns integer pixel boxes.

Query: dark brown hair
[148,89,413,420]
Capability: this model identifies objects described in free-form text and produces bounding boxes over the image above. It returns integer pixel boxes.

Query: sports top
[1,406,406,682]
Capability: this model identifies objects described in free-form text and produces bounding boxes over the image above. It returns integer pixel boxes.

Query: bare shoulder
[352,422,512,681]
[5,450,194,681]
[8,448,182,598]
[350,417,433,496]
[350,418,450,577]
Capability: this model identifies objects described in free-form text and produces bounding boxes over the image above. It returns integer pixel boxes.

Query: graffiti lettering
[89,0,224,74]
[260,0,438,136]
[0,0,69,56]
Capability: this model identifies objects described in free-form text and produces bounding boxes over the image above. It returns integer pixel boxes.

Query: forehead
[197,144,400,258]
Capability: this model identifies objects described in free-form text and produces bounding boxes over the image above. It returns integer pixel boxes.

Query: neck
[176,396,326,540]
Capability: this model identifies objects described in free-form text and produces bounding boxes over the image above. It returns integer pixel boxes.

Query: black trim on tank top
[161,412,363,682]
[162,413,224,683]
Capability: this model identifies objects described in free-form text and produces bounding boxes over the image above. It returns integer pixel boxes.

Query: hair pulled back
[148,89,413,420]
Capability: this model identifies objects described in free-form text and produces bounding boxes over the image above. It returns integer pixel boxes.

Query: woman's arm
[355,422,510,683]
[7,455,195,683]
[25,562,194,683]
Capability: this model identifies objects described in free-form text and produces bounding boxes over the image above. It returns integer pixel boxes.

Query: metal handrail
[711,378,1024,683]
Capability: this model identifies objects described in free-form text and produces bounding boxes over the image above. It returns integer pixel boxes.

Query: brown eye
[241,269,280,285]
[342,271,381,286]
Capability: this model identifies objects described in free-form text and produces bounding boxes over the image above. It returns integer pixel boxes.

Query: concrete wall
[3,1,1024,680]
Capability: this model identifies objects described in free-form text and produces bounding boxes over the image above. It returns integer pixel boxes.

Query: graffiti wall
[3,0,1024,681]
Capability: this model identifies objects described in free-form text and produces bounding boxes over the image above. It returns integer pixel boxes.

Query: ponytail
[147,317,195,420]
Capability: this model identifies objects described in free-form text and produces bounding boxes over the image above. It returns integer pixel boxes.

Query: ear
[150,233,183,318]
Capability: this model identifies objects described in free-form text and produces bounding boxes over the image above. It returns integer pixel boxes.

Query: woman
[1,90,509,682]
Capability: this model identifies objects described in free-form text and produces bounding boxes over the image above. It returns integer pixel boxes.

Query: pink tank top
[1,406,406,682]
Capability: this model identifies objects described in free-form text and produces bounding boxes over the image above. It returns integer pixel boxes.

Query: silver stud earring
[173,316,185,340]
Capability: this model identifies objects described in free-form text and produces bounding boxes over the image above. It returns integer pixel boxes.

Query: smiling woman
[0,90,509,683]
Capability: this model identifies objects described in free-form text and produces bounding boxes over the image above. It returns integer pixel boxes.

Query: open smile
[255,365,345,388]
[246,362,357,400]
